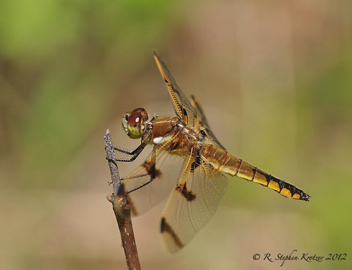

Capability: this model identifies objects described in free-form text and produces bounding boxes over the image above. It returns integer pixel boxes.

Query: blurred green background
[1,1,351,269]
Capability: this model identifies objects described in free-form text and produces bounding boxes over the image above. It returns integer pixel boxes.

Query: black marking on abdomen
[265,174,311,201]
[235,159,243,176]
[267,174,285,192]
[251,167,257,181]
[265,174,272,187]
[299,191,311,201]
[277,177,285,191]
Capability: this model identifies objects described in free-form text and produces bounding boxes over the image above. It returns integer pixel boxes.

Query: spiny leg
[111,143,146,162]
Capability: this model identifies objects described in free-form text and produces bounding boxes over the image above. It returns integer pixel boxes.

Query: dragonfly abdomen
[201,144,310,201]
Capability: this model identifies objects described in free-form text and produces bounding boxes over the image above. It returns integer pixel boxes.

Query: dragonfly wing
[191,95,226,150]
[160,148,228,253]
[121,143,188,217]
[153,50,198,126]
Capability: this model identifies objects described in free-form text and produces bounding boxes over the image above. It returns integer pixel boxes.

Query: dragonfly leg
[113,143,146,162]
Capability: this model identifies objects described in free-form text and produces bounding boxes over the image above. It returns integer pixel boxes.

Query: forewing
[153,50,198,126]
[191,95,226,150]
[121,145,187,217]
[160,150,228,253]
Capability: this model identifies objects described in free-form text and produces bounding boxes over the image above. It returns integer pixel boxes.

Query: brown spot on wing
[142,160,161,179]
[176,183,196,201]
[160,217,184,249]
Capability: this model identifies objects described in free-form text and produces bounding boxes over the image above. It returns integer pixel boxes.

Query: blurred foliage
[0,0,179,188]
[1,1,352,270]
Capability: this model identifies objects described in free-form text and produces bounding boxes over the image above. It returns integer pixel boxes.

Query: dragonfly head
[122,108,149,139]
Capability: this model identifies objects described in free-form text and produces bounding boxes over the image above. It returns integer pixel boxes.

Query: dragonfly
[114,50,310,253]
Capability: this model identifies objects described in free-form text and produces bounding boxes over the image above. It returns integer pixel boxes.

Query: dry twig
[104,129,141,270]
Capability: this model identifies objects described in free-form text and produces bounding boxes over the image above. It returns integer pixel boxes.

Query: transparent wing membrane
[121,146,187,216]
[161,151,228,253]
[153,50,198,126]
[190,95,226,150]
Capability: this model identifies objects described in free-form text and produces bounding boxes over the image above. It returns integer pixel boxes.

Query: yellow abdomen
[200,144,310,201]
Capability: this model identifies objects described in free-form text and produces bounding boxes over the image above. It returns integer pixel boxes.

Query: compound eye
[121,108,148,139]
